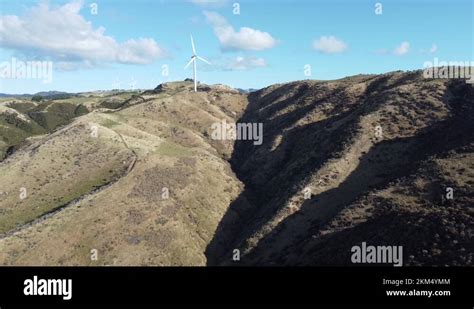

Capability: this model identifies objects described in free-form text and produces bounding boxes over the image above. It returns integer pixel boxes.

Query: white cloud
[394,41,410,56]
[224,56,267,70]
[0,1,167,68]
[376,41,414,56]
[420,44,437,54]
[312,36,348,54]
[203,11,277,51]
[190,0,228,7]
[200,56,267,71]
[374,48,389,55]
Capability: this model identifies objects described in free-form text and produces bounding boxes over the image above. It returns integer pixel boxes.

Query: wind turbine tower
[184,35,211,92]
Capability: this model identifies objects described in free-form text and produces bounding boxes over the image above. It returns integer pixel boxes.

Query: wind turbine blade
[190,35,196,55]
[197,56,211,65]
[184,58,194,69]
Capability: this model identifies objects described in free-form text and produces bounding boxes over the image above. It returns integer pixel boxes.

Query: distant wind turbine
[184,35,211,92]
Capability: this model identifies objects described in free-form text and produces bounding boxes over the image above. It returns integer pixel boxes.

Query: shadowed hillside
[206,71,473,266]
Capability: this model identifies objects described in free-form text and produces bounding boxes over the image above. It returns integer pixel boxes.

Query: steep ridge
[206,71,473,266]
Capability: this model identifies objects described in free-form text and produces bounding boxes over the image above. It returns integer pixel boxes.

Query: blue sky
[0,0,472,93]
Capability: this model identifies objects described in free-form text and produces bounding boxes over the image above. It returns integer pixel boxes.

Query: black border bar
[0,267,472,306]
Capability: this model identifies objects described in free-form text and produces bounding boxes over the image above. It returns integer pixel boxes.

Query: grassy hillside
[0,81,248,266]
[0,93,135,160]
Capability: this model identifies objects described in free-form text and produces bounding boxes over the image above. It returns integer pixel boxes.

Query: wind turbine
[184,35,211,92]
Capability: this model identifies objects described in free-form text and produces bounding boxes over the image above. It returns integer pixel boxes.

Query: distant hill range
[0,91,72,99]
[236,88,259,94]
